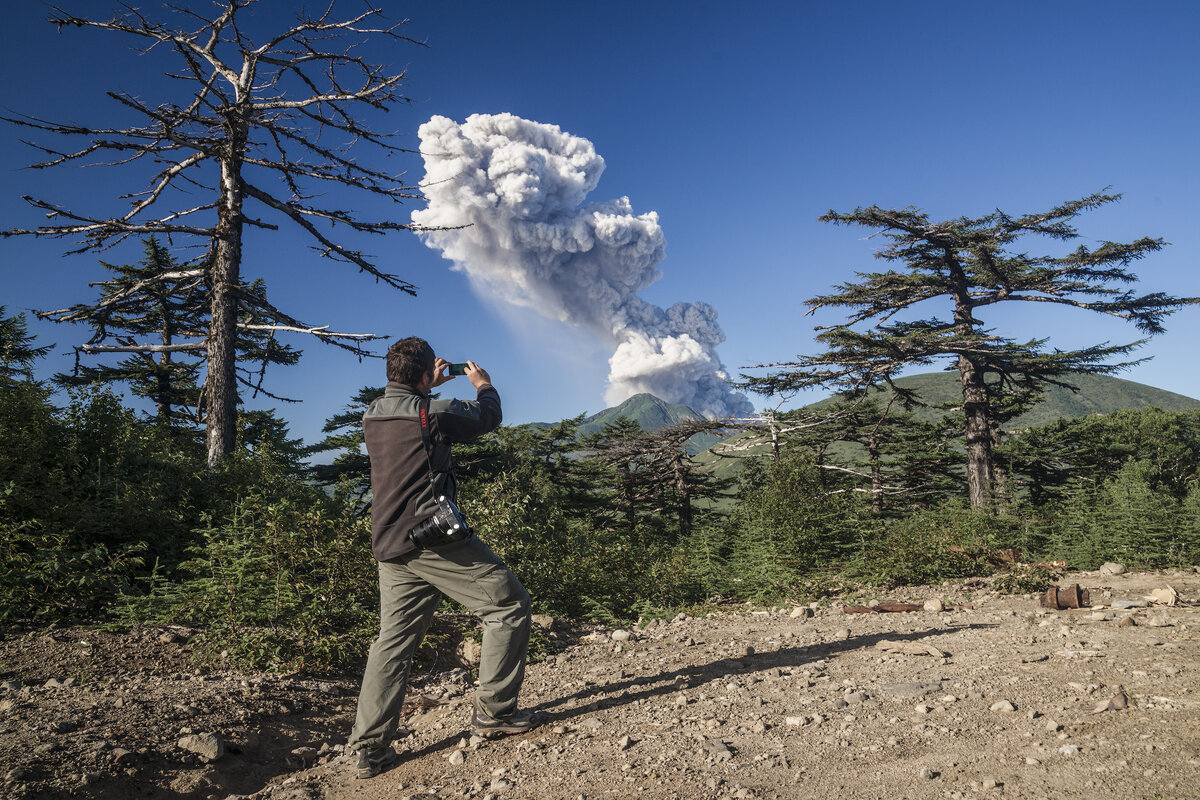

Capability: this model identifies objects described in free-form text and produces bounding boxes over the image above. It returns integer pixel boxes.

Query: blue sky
[2,0,1198,446]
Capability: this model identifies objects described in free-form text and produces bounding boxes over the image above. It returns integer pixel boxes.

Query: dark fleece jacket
[363,381,502,562]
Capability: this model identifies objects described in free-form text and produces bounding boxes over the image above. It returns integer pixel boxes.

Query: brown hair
[385,337,435,385]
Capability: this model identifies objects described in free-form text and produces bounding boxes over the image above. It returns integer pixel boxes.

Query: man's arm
[436,361,502,441]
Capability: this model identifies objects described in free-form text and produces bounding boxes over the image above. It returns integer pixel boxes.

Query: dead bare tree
[3,1,426,466]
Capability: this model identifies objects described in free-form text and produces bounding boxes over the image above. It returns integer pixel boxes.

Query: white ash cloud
[412,113,752,418]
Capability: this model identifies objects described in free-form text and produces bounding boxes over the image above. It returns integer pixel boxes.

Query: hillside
[533,393,725,454]
[694,372,1200,479]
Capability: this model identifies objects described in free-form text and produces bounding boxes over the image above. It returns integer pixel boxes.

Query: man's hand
[465,361,492,390]
[431,357,455,388]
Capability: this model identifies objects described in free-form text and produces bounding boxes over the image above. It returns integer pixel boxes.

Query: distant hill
[532,393,725,454]
[810,371,1200,430]
[693,372,1200,480]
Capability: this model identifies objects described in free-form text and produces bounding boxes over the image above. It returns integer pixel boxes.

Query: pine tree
[744,191,1198,508]
[0,306,52,384]
[44,238,303,428]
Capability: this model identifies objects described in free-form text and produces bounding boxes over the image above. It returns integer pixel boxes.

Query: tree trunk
[868,436,883,515]
[948,251,995,509]
[672,453,692,539]
[205,118,247,468]
[959,354,994,509]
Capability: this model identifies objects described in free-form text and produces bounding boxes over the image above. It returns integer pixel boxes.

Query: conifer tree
[44,238,303,428]
[744,191,1198,508]
[0,306,52,384]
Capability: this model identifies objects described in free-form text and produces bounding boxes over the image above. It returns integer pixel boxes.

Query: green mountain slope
[694,372,1200,479]
[574,393,705,437]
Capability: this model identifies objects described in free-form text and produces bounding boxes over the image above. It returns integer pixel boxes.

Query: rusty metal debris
[1040,584,1090,610]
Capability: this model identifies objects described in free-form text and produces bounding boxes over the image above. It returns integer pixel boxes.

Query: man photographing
[348,337,536,779]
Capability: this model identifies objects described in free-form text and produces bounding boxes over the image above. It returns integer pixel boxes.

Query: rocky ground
[2,568,1198,800]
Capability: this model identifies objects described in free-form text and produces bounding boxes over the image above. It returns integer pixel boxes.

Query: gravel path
[2,568,1197,800]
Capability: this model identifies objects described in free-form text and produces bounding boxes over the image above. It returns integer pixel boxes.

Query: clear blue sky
[2,1,1198,446]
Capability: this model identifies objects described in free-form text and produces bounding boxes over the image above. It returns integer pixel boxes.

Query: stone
[990,700,1016,712]
[611,629,632,642]
[1059,744,1079,756]
[1144,614,1171,628]
[919,767,937,779]
[531,614,556,630]
[1099,562,1126,575]
[834,628,851,640]
[448,749,465,766]
[705,740,733,761]
[784,715,807,727]
[1112,598,1148,609]
[1118,616,1138,628]
[489,777,513,792]
[844,691,866,704]
[789,606,813,619]
[178,732,224,761]
[455,638,482,667]
[924,599,944,613]
[1022,654,1049,663]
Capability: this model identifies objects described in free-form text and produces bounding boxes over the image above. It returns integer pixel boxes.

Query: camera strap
[417,396,439,490]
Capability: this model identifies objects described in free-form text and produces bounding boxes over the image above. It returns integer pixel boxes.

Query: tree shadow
[402,622,996,760]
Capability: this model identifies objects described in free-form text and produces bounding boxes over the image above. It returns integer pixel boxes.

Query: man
[348,337,536,779]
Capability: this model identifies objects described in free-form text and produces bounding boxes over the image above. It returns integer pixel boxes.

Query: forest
[3,293,1200,673]
[2,3,1198,677]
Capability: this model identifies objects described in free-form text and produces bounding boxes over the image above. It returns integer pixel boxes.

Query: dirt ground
[2,567,1197,800]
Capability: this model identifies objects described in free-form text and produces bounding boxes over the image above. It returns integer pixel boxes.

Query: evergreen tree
[0,306,52,384]
[743,191,1197,508]
[305,385,384,506]
[43,238,303,428]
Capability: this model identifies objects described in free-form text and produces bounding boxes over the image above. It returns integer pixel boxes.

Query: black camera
[409,495,473,550]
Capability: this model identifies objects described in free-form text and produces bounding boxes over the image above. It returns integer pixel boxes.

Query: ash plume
[412,113,752,418]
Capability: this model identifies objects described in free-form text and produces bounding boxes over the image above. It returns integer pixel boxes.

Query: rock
[617,735,633,750]
[1026,757,1041,766]
[705,740,733,761]
[1118,616,1138,628]
[43,678,63,689]
[1099,562,1126,575]
[110,748,134,764]
[456,638,482,667]
[789,606,813,619]
[1144,614,1171,628]
[1112,598,1148,609]
[844,691,866,704]
[1059,744,1079,755]
[923,599,944,613]
[1146,587,1179,606]
[448,749,465,766]
[1022,654,1049,663]
[489,777,513,792]
[834,628,851,640]
[914,704,932,714]
[990,700,1016,712]
[531,614,556,630]
[1,680,20,691]
[982,778,1001,790]
[158,631,183,644]
[919,767,937,779]
[784,715,807,727]
[611,630,632,642]
[316,682,338,695]
[177,732,224,761]
[288,746,318,767]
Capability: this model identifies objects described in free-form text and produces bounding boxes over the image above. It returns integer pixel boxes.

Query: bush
[118,494,377,672]
[853,501,1018,587]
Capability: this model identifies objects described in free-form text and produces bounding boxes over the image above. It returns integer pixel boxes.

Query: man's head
[386,337,435,387]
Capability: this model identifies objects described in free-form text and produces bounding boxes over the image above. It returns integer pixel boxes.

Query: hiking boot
[355,745,399,779]
[470,707,540,739]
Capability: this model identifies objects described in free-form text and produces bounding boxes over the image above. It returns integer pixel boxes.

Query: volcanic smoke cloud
[412,113,753,418]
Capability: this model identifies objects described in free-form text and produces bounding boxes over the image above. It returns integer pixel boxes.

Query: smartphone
[448,363,469,376]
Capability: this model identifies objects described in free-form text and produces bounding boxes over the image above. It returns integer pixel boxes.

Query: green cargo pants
[348,535,531,751]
